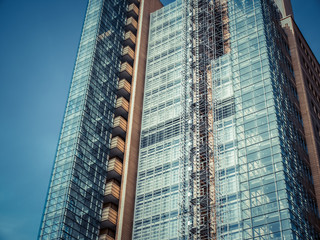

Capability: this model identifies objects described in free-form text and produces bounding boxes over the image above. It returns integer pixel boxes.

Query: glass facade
[39,0,128,239]
[134,0,320,239]
[39,0,320,239]
[132,1,184,239]
[213,53,241,239]
[213,0,319,239]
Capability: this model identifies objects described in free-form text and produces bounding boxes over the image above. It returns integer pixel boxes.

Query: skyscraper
[132,0,320,239]
[38,0,162,239]
[39,0,320,239]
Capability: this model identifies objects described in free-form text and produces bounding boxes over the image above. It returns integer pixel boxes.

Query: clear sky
[0,0,319,239]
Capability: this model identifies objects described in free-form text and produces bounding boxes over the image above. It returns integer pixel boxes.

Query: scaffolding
[179,0,230,239]
[178,0,193,238]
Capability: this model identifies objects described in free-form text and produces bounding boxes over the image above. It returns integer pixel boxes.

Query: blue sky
[0,0,319,239]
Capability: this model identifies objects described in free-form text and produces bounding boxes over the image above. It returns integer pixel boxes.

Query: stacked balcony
[101,203,118,230]
[112,116,127,139]
[110,136,125,159]
[100,0,140,238]
[107,157,123,182]
[99,228,115,240]
[127,3,139,19]
[114,97,129,119]
[123,31,136,48]
[122,46,135,65]
[117,79,131,101]
[119,62,133,82]
[99,234,114,240]
[104,179,121,204]
[125,17,138,34]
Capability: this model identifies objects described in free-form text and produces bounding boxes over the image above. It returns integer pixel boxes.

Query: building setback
[39,0,320,239]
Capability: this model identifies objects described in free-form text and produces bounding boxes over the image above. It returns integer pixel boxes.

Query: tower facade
[132,1,184,238]
[38,0,162,239]
[39,0,320,240]
[133,0,320,239]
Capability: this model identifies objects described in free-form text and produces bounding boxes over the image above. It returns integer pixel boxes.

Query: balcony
[99,228,116,240]
[99,234,114,240]
[107,157,123,181]
[125,17,138,33]
[110,137,125,159]
[114,97,129,119]
[128,0,140,6]
[122,46,135,64]
[101,203,118,230]
[119,62,133,81]
[127,3,139,19]
[104,179,120,204]
[123,31,136,48]
[117,79,131,100]
[99,229,115,240]
[112,116,127,139]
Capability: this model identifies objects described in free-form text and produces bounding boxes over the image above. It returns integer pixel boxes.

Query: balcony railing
[104,180,121,204]
[127,3,139,19]
[117,79,131,100]
[119,62,133,81]
[110,136,125,159]
[101,204,118,230]
[125,17,138,33]
[114,97,129,119]
[122,46,135,64]
[107,157,123,181]
[123,31,136,48]
[107,157,123,177]
[99,226,115,240]
[99,234,115,240]
[112,116,127,139]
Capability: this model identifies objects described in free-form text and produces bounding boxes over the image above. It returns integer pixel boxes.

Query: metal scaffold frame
[179,0,230,239]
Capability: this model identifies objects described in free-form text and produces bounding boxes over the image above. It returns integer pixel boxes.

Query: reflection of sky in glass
[0,0,319,239]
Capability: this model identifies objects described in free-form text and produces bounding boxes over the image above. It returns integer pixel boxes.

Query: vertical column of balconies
[99,1,140,239]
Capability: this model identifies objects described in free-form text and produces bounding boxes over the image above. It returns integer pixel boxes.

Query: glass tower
[133,0,320,239]
[132,1,184,239]
[39,0,320,239]
[39,0,128,239]
[214,0,319,239]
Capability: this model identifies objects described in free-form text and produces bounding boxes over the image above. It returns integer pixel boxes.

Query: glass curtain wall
[132,1,184,239]
[212,54,241,239]
[212,0,319,239]
[39,0,128,239]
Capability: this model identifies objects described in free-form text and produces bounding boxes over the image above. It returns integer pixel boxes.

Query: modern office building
[132,0,320,239]
[38,0,162,239]
[39,0,320,239]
